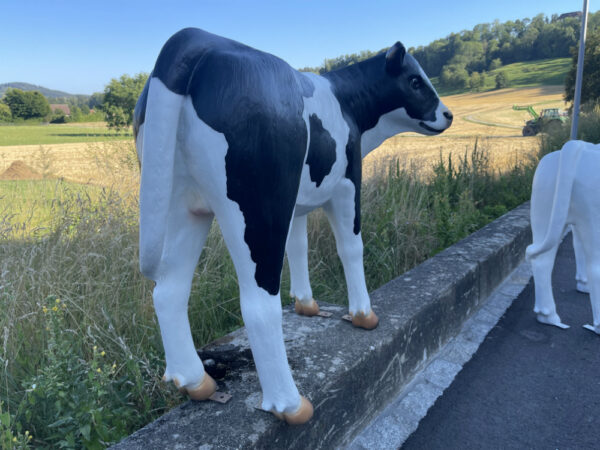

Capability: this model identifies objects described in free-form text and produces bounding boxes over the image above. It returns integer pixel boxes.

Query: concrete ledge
[113,203,532,450]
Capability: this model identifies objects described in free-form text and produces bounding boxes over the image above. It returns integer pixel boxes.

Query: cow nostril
[443,111,453,121]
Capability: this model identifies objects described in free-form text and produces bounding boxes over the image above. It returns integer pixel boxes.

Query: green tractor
[512,105,569,136]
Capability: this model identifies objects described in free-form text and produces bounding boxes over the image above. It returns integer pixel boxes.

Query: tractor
[513,105,569,136]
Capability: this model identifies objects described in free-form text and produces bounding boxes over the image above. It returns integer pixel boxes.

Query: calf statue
[134,28,452,424]
[526,140,600,335]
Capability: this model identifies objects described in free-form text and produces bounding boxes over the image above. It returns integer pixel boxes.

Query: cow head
[381,42,452,136]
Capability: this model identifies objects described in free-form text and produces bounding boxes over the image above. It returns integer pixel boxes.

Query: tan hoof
[272,396,313,425]
[174,374,217,401]
[294,298,320,317]
[351,310,379,330]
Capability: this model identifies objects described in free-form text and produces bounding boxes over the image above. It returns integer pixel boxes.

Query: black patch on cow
[344,121,362,235]
[324,52,439,135]
[133,78,149,142]
[148,28,315,295]
[306,114,336,187]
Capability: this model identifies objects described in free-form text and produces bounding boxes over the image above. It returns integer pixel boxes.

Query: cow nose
[443,111,453,122]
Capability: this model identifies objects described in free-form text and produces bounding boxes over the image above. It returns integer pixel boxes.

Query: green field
[434,57,571,96]
[0,123,132,146]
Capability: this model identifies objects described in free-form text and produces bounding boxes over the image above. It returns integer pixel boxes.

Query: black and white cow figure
[134,28,452,425]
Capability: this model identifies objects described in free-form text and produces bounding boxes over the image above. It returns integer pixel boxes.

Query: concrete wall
[113,202,531,449]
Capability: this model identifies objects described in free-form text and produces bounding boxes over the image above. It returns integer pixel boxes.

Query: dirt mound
[0,160,43,180]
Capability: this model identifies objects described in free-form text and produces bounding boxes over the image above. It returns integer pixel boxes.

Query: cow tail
[526,140,584,261]
[138,76,185,280]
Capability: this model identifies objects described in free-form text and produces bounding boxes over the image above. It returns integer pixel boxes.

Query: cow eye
[409,76,422,90]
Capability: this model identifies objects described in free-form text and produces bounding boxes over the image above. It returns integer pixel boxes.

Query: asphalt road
[402,234,600,450]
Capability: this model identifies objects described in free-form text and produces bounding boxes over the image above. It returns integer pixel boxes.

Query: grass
[0,123,131,146]
[433,57,571,96]
[0,138,540,447]
[0,179,102,237]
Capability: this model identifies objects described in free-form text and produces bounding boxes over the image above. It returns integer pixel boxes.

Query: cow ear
[385,42,406,76]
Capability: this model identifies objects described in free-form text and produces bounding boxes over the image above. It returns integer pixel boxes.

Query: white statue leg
[151,191,217,399]
[577,224,600,335]
[286,214,319,316]
[323,180,378,329]
[530,247,569,329]
[571,226,589,293]
[213,204,312,422]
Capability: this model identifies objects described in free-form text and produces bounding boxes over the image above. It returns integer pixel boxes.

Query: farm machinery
[512,105,568,136]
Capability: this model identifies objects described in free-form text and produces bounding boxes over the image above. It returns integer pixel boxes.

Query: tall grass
[0,140,538,447]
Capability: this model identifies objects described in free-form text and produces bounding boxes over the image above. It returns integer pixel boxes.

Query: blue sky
[0,0,593,95]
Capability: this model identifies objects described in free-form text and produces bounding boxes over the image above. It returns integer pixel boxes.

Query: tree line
[301,12,599,91]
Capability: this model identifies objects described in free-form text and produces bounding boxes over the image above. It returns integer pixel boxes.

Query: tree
[2,88,51,120]
[104,105,129,131]
[565,29,600,106]
[103,73,148,129]
[495,71,508,89]
[0,103,11,122]
[440,64,469,89]
[469,72,485,92]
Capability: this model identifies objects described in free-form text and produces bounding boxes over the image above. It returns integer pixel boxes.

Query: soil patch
[0,160,43,180]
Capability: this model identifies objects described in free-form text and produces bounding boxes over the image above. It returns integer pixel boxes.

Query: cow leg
[323,180,378,329]
[571,226,589,293]
[212,204,312,423]
[530,246,569,329]
[151,193,217,399]
[579,227,600,335]
[286,214,319,316]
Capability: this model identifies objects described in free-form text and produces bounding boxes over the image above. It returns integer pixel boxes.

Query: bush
[495,71,508,89]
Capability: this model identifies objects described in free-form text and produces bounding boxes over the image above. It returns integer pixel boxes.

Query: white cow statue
[526,140,600,335]
[134,28,453,424]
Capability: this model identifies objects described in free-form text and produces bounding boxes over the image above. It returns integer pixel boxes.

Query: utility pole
[570,0,590,140]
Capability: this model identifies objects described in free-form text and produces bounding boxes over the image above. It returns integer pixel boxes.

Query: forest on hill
[301,11,597,91]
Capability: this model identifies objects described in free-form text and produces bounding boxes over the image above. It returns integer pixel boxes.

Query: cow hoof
[173,374,217,401]
[576,280,590,293]
[351,310,379,330]
[295,298,320,317]
[583,324,600,335]
[272,396,313,425]
[536,312,569,329]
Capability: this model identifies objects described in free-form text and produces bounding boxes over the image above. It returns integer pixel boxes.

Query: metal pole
[570,0,589,140]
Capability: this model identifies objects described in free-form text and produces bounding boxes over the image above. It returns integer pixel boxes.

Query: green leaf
[0,412,10,427]
[80,423,91,441]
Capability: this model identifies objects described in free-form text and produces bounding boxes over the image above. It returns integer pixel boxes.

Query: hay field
[0,85,567,186]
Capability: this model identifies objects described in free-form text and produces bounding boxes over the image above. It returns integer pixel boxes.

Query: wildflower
[24,431,29,437]
[55,298,61,304]
[93,345,98,351]
[96,368,102,373]
[52,306,58,312]
[28,435,33,441]
[100,351,106,357]
[112,363,117,370]
[13,437,17,443]
[42,306,48,314]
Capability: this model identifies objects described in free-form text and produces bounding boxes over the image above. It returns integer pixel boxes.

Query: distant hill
[0,82,82,99]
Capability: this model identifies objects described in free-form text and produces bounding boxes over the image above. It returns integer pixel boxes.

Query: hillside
[0,82,81,99]
[432,57,571,96]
